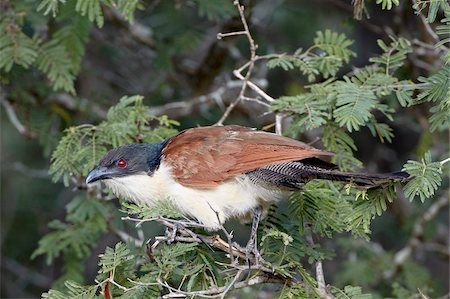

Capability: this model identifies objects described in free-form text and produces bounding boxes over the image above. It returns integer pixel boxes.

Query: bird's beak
[85,166,114,184]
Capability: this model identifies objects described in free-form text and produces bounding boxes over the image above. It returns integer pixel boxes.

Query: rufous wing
[162,125,333,188]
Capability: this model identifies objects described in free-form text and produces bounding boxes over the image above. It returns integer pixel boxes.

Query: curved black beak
[85,166,113,184]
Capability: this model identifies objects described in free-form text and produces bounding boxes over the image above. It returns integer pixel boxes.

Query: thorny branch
[122,215,298,298]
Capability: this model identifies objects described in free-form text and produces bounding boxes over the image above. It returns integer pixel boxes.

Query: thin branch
[440,157,450,165]
[305,226,335,299]
[148,79,268,118]
[207,202,237,264]
[217,31,247,39]
[0,94,35,138]
[216,0,258,125]
[108,223,144,247]
[384,194,449,279]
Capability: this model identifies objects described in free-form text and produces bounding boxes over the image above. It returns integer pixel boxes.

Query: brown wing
[162,125,333,188]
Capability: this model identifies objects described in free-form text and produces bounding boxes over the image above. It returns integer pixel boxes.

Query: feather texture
[245,160,409,188]
[162,125,333,188]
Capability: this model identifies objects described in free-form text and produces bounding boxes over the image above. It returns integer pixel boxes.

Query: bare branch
[0,92,35,138]
[384,194,449,279]
[215,0,258,126]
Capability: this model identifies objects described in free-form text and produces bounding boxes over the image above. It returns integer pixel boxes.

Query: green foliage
[121,200,183,220]
[32,195,110,264]
[75,0,103,27]
[38,40,76,93]
[288,181,398,239]
[278,283,308,298]
[416,66,450,103]
[97,242,134,280]
[42,281,99,299]
[267,30,354,82]
[3,0,152,93]
[402,152,443,202]
[313,30,355,63]
[52,13,91,74]
[322,126,363,171]
[191,0,236,21]
[37,0,67,17]
[413,0,450,23]
[0,24,39,71]
[331,285,372,299]
[17,1,448,298]
[369,37,412,74]
[376,0,399,10]
[333,81,377,132]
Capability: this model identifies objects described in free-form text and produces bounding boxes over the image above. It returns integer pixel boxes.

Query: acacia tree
[1,0,449,298]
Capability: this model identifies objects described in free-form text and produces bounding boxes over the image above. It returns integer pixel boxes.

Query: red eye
[117,159,127,169]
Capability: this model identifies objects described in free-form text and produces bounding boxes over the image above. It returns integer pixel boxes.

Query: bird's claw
[166,224,179,244]
[245,239,262,267]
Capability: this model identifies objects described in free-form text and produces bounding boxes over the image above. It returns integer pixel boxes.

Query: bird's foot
[166,224,179,244]
[245,238,262,267]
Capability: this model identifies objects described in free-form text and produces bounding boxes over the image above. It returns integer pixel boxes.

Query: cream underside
[104,162,286,230]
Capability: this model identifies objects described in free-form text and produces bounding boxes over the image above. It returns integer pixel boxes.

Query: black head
[85,142,166,184]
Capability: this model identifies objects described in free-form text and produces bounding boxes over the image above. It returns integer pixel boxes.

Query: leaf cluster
[268,30,355,82]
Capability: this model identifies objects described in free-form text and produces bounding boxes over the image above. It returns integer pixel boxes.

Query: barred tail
[245,159,410,189]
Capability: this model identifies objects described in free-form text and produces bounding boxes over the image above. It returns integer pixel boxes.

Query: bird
[86,125,408,257]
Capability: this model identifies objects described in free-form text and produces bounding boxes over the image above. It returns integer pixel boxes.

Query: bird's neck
[104,162,173,206]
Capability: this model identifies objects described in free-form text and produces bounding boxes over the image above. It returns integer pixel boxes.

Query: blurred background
[1,0,449,297]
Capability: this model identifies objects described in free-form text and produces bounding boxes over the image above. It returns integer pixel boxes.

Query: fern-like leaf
[416,65,450,104]
[332,285,372,299]
[313,30,355,63]
[333,82,377,132]
[37,40,76,93]
[322,126,363,171]
[402,152,443,202]
[413,0,450,23]
[37,0,67,17]
[75,0,104,27]
[0,25,39,71]
[369,37,412,74]
[376,0,399,10]
[53,14,91,74]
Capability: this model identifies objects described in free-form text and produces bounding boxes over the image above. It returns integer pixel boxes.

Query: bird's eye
[117,159,127,169]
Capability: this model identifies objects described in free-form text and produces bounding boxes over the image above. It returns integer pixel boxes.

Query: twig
[1,257,51,288]
[215,0,258,125]
[440,157,450,165]
[275,114,283,135]
[148,79,268,118]
[207,202,236,264]
[0,94,35,138]
[384,194,449,279]
[305,226,334,299]
[157,273,289,298]
[108,223,144,247]
[217,31,247,39]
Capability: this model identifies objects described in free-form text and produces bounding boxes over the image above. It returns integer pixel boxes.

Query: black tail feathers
[245,161,410,189]
[315,170,410,186]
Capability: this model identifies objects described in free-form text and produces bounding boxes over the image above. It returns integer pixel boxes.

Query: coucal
[86,125,407,255]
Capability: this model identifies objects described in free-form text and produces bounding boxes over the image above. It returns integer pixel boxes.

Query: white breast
[104,162,286,230]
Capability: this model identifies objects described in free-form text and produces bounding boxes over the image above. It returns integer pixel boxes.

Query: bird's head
[85,142,166,185]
